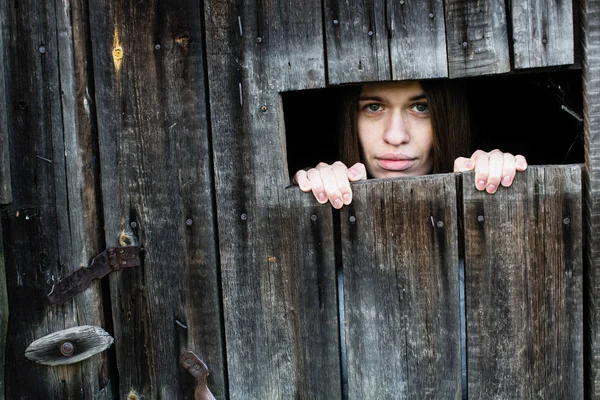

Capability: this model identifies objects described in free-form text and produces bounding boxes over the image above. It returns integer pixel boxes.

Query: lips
[376,154,415,171]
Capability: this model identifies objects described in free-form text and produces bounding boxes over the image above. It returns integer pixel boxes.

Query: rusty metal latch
[180,350,216,400]
[48,246,141,304]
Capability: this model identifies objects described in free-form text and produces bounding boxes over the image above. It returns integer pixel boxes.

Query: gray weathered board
[341,175,461,399]
[511,0,574,69]
[1,0,111,398]
[88,0,226,398]
[464,165,583,398]
[582,0,600,397]
[204,0,341,398]
[0,0,11,205]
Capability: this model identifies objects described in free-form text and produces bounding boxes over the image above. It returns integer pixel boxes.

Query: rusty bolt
[60,341,75,357]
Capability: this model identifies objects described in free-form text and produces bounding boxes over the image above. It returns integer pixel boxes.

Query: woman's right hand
[293,161,367,209]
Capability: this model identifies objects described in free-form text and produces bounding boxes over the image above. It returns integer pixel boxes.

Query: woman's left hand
[453,150,528,194]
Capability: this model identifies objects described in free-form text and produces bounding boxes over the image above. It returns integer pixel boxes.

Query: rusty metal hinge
[48,246,141,304]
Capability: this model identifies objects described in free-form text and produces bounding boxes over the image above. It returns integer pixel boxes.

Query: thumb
[348,163,368,181]
[454,157,474,173]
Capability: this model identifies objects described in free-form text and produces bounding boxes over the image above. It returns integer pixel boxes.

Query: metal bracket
[180,350,216,400]
[48,246,141,304]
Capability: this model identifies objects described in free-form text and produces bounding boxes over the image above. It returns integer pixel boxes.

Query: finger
[515,155,528,171]
[331,162,353,205]
[500,153,516,187]
[471,150,489,191]
[484,150,505,194]
[347,162,368,182]
[316,163,345,209]
[293,170,312,192]
[453,157,475,172]
[306,168,328,204]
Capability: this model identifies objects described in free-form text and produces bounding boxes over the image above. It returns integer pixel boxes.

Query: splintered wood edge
[25,325,114,366]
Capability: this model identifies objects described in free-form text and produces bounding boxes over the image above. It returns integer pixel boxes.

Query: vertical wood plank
[2,0,111,397]
[0,0,11,204]
[464,166,583,399]
[511,0,574,69]
[324,0,390,85]
[445,0,511,78]
[0,217,7,400]
[341,175,461,399]
[88,0,226,398]
[388,0,448,80]
[582,0,600,396]
[205,1,339,398]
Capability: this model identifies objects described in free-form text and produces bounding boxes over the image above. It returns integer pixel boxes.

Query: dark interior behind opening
[283,70,584,178]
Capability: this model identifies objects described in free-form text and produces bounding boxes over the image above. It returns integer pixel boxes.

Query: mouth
[376,155,415,171]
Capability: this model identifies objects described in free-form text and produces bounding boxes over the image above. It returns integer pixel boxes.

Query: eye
[410,103,429,114]
[366,103,382,112]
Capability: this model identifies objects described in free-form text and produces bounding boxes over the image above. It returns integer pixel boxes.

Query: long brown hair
[338,79,472,174]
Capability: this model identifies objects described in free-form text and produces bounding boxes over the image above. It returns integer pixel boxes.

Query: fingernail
[333,199,343,209]
[502,175,511,186]
[477,180,486,190]
[487,184,496,193]
[318,192,326,202]
[343,193,351,203]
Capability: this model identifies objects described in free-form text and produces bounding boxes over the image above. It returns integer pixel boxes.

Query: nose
[382,110,409,145]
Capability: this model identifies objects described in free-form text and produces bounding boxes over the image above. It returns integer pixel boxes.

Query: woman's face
[357,81,434,179]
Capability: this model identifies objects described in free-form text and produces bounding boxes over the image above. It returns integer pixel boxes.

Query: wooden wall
[0,0,592,399]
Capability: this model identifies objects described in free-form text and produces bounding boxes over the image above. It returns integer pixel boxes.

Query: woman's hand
[454,150,528,194]
[293,161,367,209]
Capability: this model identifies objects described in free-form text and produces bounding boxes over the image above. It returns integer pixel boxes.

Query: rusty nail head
[260,105,268,112]
[60,341,75,357]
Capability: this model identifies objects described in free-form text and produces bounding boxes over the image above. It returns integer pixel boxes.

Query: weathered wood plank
[0,217,7,400]
[341,175,461,399]
[445,0,511,78]
[388,0,448,80]
[324,0,390,84]
[2,0,111,398]
[463,165,583,399]
[0,0,11,205]
[25,325,114,366]
[511,0,574,69]
[88,0,226,398]
[204,1,338,398]
[582,0,600,396]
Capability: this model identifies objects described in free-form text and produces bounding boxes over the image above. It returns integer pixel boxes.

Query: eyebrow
[358,93,427,102]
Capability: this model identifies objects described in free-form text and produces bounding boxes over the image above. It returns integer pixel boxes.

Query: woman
[294,80,528,207]
[293,79,527,397]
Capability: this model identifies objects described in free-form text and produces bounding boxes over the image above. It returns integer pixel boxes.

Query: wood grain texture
[25,325,114,366]
[445,0,511,78]
[2,0,111,398]
[463,166,583,399]
[204,1,337,397]
[581,0,600,396]
[388,0,448,80]
[88,0,226,398]
[0,0,11,204]
[0,217,6,400]
[510,0,574,69]
[341,175,461,399]
[324,0,390,84]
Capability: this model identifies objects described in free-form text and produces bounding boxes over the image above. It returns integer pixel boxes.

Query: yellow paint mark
[112,26,123,74]
[267,256,277,263]
[126,389,139,400]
